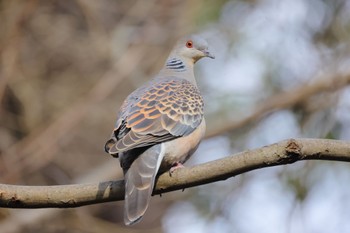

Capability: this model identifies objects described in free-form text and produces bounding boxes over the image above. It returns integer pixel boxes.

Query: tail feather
[123,144,164,225]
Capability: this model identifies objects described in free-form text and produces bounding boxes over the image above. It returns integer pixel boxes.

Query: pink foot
[169,162,185,176]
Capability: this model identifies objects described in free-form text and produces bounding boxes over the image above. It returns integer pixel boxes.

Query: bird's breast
[159,119,206,172]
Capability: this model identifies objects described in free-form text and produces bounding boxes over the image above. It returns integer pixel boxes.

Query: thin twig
[206,74,350,138]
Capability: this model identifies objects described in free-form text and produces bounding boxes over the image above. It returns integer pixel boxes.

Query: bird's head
[173,35,215,63]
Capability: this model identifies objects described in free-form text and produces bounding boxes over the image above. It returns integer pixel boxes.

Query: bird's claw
[169,162,185,176]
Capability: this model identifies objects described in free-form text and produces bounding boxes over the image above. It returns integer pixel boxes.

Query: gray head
[170,35,215,63]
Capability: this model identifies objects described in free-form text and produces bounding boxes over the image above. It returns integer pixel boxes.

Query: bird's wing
[105,76,204,155]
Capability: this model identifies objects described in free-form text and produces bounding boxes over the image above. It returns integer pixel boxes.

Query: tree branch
[206,73,350,138]
[1,138,349,208]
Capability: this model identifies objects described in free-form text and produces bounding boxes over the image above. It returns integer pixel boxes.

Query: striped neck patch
[166,58,186,71]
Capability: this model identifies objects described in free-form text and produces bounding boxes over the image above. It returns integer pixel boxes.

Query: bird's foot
[169,162,185,176]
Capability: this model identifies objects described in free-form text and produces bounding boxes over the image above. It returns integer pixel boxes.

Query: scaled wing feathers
[105,77,204,155]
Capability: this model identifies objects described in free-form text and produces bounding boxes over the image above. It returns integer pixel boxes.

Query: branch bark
[1,138,349,208]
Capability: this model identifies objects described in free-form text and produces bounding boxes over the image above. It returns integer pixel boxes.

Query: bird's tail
[123,144,164,225]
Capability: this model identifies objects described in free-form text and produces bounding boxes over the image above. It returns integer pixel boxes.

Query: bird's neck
[159,56,196,83]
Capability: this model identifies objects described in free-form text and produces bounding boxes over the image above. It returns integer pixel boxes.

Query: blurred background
[1,0,350,232]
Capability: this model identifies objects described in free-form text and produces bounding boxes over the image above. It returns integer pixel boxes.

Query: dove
[105,34,214,225]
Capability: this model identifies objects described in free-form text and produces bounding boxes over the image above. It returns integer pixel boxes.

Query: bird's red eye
[186,40,193,48]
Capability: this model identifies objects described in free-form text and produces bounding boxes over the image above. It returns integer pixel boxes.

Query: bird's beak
[203,49,215,59]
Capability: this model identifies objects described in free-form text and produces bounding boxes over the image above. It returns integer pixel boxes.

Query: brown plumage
[105,34,214,225]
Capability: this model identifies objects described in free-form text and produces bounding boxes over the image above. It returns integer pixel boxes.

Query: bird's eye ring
[186,40,193,48]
